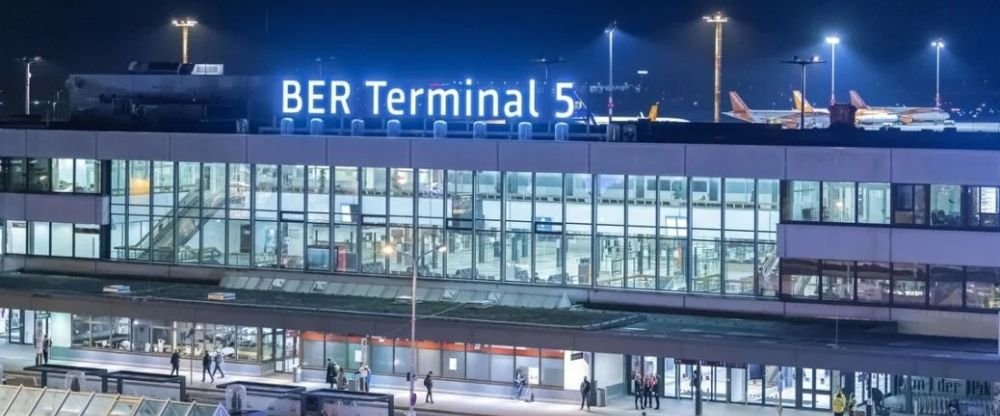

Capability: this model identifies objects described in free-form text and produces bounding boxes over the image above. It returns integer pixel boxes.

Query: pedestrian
[337,367,347,390]
[652,374,660,410]
[833,389,847,416]
[579,376,592,411]
[326,359,337,388]
[169,351,180,376]
[201,351,214,383]
[423,371,435,403]
[42,335,52,364]
[358,365,371,392]
[212,350,226,379]
[365,365,373,392]
[34,332,44,366]
[513,371,526,399]
[643,374,654,409]
[633,373,644,409]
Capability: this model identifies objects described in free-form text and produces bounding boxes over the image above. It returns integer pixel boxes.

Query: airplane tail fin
[648,102,659,121]
[728,92,753,122]
[792,90,816,113]
[849,90,869,109]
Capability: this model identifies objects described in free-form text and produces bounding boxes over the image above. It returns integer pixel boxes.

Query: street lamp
[382,242,448,416]
[825,35,841,105]
[171,18,198,64]
[14,56,42,115]
[605,21,617,120]
[781,55,826,129]
[703,12,728,123]
[931,39,945,108]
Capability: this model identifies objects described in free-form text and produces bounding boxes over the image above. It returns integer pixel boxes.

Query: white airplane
[726,91,829,129]
[850,90,950,124]
[590,102,689,124]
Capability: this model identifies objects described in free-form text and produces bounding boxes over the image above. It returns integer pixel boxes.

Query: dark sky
[2,0,998,120]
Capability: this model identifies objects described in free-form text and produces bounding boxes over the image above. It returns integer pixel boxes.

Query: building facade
[1,128,999,412]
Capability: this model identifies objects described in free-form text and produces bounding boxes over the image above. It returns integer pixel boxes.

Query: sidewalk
[0,343,816,416]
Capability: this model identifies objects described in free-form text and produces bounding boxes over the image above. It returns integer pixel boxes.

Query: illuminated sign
[281,79,577,119]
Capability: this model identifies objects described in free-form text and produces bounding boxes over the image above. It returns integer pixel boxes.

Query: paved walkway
[0,343,816,416]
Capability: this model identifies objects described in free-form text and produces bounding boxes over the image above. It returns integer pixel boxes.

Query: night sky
[1,0,998,120]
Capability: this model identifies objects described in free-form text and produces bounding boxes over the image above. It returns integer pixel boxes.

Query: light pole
[605,21,617,120]
[14,56,42,115]
[781,56,825,129]
[703,12,728,123]
[382,242,448,416]
[171,18,198,64]
[931,39,945,108]
[825,35,841,105]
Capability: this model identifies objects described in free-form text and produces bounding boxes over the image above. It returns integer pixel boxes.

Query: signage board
[281,78,578,120]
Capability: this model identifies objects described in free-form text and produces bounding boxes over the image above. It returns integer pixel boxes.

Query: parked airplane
[850,90,950,124]
[726,91,829,129]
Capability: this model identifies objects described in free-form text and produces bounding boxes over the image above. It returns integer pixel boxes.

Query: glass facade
[786,181,1000,230]
[780,259,1000,309]
[2,155,999,311]
[100,161,782,295]
[0,158,101,194]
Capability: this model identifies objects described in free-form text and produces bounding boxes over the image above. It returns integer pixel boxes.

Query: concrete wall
[780,223,1000,268]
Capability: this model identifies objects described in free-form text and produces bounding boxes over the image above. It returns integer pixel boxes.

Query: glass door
[8,309,24,344]
[274,329,299,373]
[800,368,833,409]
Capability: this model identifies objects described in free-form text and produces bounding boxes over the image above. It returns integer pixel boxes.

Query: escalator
[128,190,227,263]
[757,249,780,295]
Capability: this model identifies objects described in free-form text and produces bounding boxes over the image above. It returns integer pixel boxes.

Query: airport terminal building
[2,76,1000,413]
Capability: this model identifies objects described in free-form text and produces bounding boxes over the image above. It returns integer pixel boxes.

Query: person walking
[326,359,337,388]
[652,374,660,410]
[212,350,226,379]
[201,351,214,383]
[633,373,644,409]
[169,351,181,376]
[42,335,52,364]
[579,376,592,411]
[358,365,371,392]
[833,389,847,416]
[423,371,435,403]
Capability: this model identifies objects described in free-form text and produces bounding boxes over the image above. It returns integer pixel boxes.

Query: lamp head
[825,35,841,45]
[703,12,729,24]
[172,18,198,28]
[605,21,617,34]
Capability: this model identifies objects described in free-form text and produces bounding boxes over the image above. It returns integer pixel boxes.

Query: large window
[929,185,962,226]
[821,182,855,223]
[966,267,1000,309]
[928,264,963,307]
[966,186,999,228]
[780,258,819,299]
[784,181,820,222]
[892,263,927,305]
[821,260,854,301]
[892,184,928,225]
[857,183,890,224]
[856,262,890,304]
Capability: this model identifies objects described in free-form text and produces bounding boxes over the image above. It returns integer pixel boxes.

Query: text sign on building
[281,79,577,119]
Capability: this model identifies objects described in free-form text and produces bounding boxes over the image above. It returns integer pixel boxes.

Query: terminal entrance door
[800,368,833,410]
[274,329,300,373]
